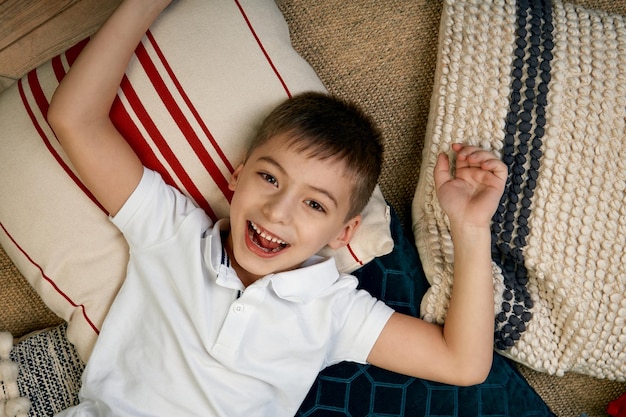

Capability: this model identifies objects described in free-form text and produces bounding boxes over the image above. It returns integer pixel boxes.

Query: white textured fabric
[0,0,392,362]
[413,0,626,380]
[0,332,31,416]
[55,168,393,417]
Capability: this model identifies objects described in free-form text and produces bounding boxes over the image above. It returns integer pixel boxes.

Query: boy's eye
[259,172,278,187]
[305,200,325,213]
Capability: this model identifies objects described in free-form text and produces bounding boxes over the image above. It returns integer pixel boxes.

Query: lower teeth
[249,224,286,252]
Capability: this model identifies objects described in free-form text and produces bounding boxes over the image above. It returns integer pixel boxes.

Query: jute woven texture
[0,245,62,337]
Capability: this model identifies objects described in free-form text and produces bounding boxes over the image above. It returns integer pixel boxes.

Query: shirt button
[233,304,244,313]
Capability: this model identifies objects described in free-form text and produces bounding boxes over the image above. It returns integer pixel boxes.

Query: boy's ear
[327,214,362,249]
[228,164,244,191]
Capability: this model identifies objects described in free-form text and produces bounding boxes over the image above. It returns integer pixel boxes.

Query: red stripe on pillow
[146,31,235,179]
[51,55,66,84]
[65,38,90,67]
[133,39,234,203]
[346,243,364,266]
[50,38,89,85]
[18,75,105,213]
[111,94,178,188]
[26,71,51,122]
[116,75,218,220]
[0,222,100,335]
[234,0,291,98]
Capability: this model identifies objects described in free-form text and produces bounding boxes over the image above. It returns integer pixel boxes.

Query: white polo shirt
[56,168,393,417]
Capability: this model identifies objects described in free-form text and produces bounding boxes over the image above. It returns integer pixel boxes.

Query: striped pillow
[0,0,392,361]
[413,0,626,380]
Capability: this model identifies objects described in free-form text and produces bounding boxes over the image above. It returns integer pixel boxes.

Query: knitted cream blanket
[413,0,626,380]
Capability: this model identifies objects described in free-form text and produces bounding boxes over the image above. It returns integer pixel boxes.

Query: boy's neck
[224,232,261,288]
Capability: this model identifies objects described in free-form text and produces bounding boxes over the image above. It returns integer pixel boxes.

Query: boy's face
[226,133,361,285]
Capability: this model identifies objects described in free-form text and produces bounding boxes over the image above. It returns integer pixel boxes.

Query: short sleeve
[111,167,210,248]
[328,289,394,365]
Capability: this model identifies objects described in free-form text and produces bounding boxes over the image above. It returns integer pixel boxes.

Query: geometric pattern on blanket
[413,0,626,380]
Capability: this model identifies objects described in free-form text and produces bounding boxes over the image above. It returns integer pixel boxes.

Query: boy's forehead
[261,134,354,175]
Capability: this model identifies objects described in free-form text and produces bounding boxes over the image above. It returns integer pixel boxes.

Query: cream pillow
[0,0,392,361]
[413,0,626,380]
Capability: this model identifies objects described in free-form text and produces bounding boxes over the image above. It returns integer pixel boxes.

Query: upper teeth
[250,221,287,245]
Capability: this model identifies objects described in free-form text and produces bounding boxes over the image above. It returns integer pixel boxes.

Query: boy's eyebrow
[257,156,339,208]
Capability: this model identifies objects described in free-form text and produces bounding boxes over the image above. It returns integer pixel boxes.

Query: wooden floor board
[0,0,120,79]
[0,0,79,51]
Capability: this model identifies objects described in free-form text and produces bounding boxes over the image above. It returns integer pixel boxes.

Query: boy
[48,0,507,416]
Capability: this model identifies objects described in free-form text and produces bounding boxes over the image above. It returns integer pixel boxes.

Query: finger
[480,158,508,181]
[433,152,452,190]
[460,149,500,166]
[450,142,465,153]
[451,143,490,162]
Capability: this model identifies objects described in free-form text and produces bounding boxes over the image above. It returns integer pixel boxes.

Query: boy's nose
[262,194,294,224]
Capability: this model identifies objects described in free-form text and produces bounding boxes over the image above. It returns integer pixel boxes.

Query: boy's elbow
[47,85,82,125]
[47,93,66,134]
[454,358,492,387]
[47,92,87,141]
[456,370,490,387]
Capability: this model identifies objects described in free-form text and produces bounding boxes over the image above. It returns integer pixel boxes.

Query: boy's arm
[367,144,507,386]
[48,0,172,216]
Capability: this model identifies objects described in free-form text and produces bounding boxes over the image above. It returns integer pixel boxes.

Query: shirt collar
[204,219,343,303]
[266,256,341,304]
[205,219,245,292]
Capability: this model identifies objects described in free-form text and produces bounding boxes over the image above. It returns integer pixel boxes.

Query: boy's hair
[247,92,383,220]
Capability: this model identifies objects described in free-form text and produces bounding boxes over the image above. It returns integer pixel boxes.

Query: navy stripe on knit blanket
[491,0,554,351]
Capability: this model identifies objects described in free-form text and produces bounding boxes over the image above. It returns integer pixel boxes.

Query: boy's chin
[235,251,305,281]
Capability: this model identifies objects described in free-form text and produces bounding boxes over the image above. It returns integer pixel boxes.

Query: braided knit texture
[413,0,626,380]
[10,325,84,415]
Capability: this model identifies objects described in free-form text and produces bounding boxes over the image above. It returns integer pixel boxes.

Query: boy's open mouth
[248,221,290,253]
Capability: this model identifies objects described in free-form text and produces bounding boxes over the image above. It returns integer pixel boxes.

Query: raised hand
[433,143,507,229]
